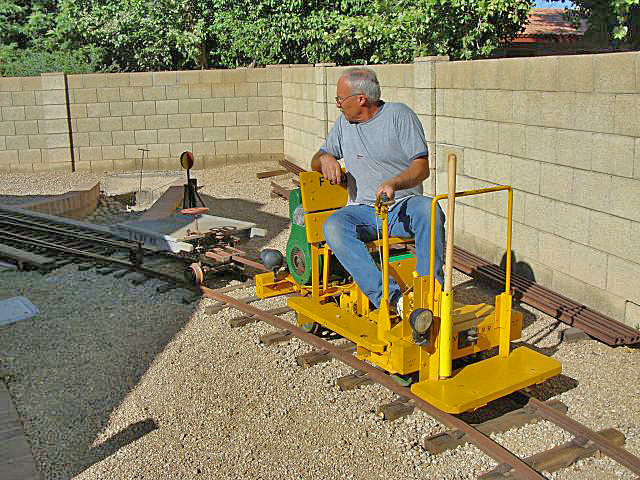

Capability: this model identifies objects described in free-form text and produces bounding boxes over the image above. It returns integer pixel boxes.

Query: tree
[568,0,639,47]
[60,0,533,72]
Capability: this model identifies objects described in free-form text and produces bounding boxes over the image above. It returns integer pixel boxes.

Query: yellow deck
[288,296,387,353]
[411,346,562,413]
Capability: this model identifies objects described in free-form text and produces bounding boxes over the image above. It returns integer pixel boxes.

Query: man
[311,67,445,315]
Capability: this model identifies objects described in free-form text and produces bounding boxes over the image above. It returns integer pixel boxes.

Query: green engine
[285,188,317,285]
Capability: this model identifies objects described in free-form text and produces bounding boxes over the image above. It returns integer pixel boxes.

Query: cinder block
[190,113,213,128]
[211,85,235,97]
[70,104,87,118]
[112,158,139,172]
[246,67,282,83]
[135,130,158,144]
[80,73,107,88]
[249,125,282,140]
[541,92,576,130]
[27,134,47,148]
[259,110,282,125]
[203,127,226,142]
[42,147,70,163]
[237,139,261,154]
[2,106,26,121]
[607,255,640,304]
[74,132,89,147]
[191,141,215,156]
[89,131,112,146]
[261,139,284,153]
[167,114,190,129]
[145,115,168,130]
[168,143,193,157]
[574,93,615,133]
[539,232,573,272]
[485,91,513,123]
[112,131,135,145]
[524,126,556,162]
[0,121,15,135]
[119,86,143,101]
[201,98,225,113]
[222,69,246,83]
[102,145,125,160]
[180,127,203,142]
[512,221,540,261]
[498,123,525,157]
[109,101,133,117]
[10,162,34,172]
[38,118,68,134]
[177,70,200,84]
[15,120,38,135]
[236,112,260,126]
[234,83,257,97]
[524,193,557,233]
[472,59,498,90]
[224,97,247,112]
[0,77,22,91]
[572,170,613,212]
[625,301,640,329]
[125,144,145,159]
[99,117,123,132]
[526,56,558,91]
[153,71,177,86]
[142,86,166,101]
[6,135,28,150]
[133,100,156,116]
[510,157,540,194]
[87,103,110,117]
[90,159,115,171]
[179,99,202,114]
[74,161,92,172]
[199,70,223,84]
[21,77,42,91]
[18,149,42,164]
[165,85,189,100]
[558,327,591,343]
[258,82,282,97]
[11,91,36,106]
[97,88,120,103]
[473,120,499,152]
[512,91,543,126]
[553,202,590,244]
[0,92,11,106]
[610,176,640,222]
[636,138,640,178]
[614,94,640,136]
[225,153,250,165]
[214,112,236,126]
[156,100,179,115]
[225,126,248,141]
[79,146,102,161]
[496,58,526,90]
[215,140,238,154]
[557,54,594,92]
[122,116,146,130]
[594,52,636,93]
[540,163,574,203]
[157,129,181,144]
[589,210,637,264]
[591,132,634,177]
[571,242,608,289]
[0,149,15,164]
[555,129,593,169]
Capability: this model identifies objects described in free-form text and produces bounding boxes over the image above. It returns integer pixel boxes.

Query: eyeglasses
[335,93,363,106]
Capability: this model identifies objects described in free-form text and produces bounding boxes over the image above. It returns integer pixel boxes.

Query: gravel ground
[0,162,639,480]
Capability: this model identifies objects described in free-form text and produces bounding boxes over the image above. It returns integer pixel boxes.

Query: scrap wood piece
[296,341,355,367]
[257,169,288,179]
[479,428,625,479]
[279,159,306,175]
[424,399,568,454]
[377,397,415,421]
[270,181,292,199]
[337,371,374,391]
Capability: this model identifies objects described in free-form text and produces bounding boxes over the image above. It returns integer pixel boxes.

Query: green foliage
[569,0,639,47]
[59,0,532,71]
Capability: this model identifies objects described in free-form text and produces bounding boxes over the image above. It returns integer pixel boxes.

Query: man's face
[336,76,363,123]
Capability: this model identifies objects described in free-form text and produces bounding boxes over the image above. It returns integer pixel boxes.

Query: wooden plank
[337,372,374,391]
[256,169,288,179]
[260,330,292,345]
[377,398,415,421]
[0,244,55,268]
[0,383,38,480]
[480,428,625,478]
[424,399,568,454]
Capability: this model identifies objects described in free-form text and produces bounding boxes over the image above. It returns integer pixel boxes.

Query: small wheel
[301,322,320,334]
[189,262,204,286]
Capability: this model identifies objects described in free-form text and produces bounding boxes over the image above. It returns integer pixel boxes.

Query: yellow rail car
[256,156,560,413]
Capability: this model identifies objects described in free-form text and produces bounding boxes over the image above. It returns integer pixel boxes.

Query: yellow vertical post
[498,187,514,357]
[376,199,391,339]
[439,154,457,379]
[311,244,320,300]
[322,246,330,291]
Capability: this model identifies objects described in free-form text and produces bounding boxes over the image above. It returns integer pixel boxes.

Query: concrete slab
[0,297,38,327]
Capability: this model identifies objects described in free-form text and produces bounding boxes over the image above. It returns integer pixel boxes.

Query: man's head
[336,67,381,123]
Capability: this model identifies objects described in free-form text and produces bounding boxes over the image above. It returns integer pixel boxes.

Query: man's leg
[323,205,402,309]
[388,196,445,288]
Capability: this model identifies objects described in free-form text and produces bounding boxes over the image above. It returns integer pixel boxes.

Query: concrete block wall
[0,68,285,173]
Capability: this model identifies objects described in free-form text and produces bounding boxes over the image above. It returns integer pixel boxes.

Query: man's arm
[311,150,343,185]
[376,156,429,199]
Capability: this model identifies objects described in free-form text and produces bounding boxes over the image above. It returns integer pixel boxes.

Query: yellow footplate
[411,347,561,413]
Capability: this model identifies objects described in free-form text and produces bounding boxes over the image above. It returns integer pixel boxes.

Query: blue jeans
[323,195,445,309]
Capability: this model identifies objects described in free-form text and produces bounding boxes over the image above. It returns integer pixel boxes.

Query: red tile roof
[521,8,588,37]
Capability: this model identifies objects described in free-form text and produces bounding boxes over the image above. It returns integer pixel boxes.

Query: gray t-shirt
[319,102,428,206]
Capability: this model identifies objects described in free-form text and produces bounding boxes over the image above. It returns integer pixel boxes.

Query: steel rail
[200,287,546,480]
[0,231,188,286]
[528,397,640,476]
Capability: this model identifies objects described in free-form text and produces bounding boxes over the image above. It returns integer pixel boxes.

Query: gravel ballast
[0,162,638,480]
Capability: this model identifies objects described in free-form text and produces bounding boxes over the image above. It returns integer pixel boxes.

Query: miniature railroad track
[0,205,189,285]
[200,283,640,480]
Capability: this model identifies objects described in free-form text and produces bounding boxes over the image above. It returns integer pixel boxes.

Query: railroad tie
[336,371,374,391]
[259,330,293,345]
[296,342,355,367]
[377,398,415,421]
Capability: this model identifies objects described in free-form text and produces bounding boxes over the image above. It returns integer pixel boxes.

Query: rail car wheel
[301,322,321,334]
[187,262,205,286]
